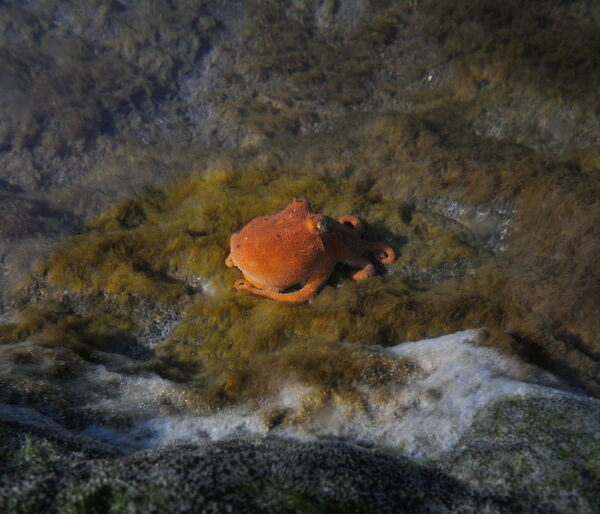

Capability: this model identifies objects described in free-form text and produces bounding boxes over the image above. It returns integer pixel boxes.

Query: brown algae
[2,165,493,417]
[2,98,599,420]
[2,102,599,424]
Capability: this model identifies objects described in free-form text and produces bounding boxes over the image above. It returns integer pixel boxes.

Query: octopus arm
[234,254,337,304]
[357,240,396,264]
[333,237,377,281]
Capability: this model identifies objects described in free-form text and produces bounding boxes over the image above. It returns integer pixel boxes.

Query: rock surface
[1,1,599,511]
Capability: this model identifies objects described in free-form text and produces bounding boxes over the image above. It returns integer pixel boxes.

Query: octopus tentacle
[234,258,336,303]
[333,238,377,281]
[338,215,364,236]
[358,240,396,264]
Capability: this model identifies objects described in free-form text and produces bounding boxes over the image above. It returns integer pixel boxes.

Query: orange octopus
[225,198,395,303]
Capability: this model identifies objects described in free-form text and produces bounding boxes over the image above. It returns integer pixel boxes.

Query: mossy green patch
[421,0,600,107]
[2,0,600,408]
[0,432,67,475]
[441,395,600,513]
[61,483,175,514]
[2,85,598,414]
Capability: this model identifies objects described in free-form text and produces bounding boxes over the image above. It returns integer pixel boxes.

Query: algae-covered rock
[0,421,531,513]
[0,0,599,512]
[440,395,600,513]
[2,394,599,513]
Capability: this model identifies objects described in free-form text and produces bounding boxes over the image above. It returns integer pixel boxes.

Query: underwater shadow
[78,330,154,362]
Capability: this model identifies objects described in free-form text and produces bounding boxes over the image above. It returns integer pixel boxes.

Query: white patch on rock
[117,330,585,458]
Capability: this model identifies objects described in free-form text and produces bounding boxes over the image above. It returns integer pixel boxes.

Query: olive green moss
[1,165,500,412]
[440,395,600,513]
[1,432,69,476]
[0,0,598,420]
[2,90,599,413]
[225,0,403,137]
[420,0,600,107]
[213,0,600,161]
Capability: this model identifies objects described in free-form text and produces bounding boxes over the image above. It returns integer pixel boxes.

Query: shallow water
[1,0,599,511]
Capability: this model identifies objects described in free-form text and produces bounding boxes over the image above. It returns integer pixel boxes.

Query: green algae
[1,433,68,476]
[60,483,175,514]
[2,163,501,413]
[421,0,600,107]
[2,93,599,413]
[441,395,600,513]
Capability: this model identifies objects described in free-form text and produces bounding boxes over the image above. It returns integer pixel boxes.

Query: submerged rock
[0,0,599,511]
[442,395,600,513]
[2,391,599,513]
[1,330,599,512]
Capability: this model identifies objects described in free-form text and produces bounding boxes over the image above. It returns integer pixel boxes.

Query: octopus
[225,198,395,303]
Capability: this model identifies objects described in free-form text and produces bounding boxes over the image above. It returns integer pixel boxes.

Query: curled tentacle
[234,279,249,290]
[338,215,364,236]
[234,263,332,303]
[361,241,395,264]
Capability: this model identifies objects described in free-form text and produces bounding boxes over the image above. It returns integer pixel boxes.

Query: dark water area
[1,0,599,512]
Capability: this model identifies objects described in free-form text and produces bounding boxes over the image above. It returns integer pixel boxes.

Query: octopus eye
[307,215,327,233]
[316,219,327,231]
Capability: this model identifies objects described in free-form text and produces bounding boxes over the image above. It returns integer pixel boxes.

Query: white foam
[113,330,587,457]
[362,329,569,456]
[4,328,591,457]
